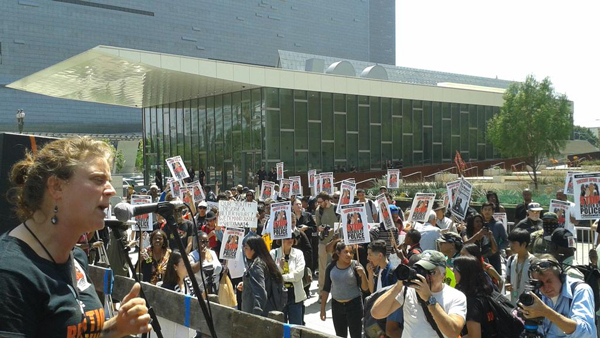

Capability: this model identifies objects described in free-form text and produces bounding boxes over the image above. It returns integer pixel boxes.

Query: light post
[16,109,25,133]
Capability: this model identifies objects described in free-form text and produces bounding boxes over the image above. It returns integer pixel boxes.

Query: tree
[487,75,572,189]
[573,125,599,148]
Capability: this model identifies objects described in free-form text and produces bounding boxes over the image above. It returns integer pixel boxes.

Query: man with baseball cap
[372,250,466,338]
[436,232,463,268]
[515,202,544,234]
[547,228,584,280]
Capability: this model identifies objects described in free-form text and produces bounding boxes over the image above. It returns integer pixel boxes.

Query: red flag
[454,151,466,176]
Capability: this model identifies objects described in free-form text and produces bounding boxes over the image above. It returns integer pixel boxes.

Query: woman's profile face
[59,156,115,233]
[244,244,255,260]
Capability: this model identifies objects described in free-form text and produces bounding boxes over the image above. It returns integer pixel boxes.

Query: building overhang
[7,45,505,108]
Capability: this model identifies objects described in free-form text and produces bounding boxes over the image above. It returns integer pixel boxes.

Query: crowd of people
[2,136,600,338]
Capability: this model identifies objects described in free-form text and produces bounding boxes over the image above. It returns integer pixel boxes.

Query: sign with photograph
[337,180,357,214]
[387,169,401,189]
[446,180,461,208]
[308,169,317,188]
[260,180,275,201]
[169,178,183,199]
[276,162,284,181]
[493,213,508,233]
[279,178,293,200]
[549,199,571,228]
[270,201,292,240]
[340,203,371,245]
[320,172,334,195]
[450,178,473,220]
[218,201,258,228]
[573,173,600,220]
[131,195,153,231]
[564,171,582,196]
[187,180,205,203]
[376,193,395,230]
[165,156,189,181]
[290,176,302,196]
[220,227,244,261]
[407,193,436,223]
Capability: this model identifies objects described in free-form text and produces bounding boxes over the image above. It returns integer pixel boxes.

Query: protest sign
[279,178,293,200]
[315,174,322,195]
[270,201,292,240]
[276,162,284,181]
[450,178,473,220]
[169,178,183,199]
[340,203,371,245]
[165,156,189,181]
[564,171,582,196]
[131,195,152,231]
[446,180,461,208]
[187,180,205,203]
[376,193,395,230]
[181,187,193,205]
[220,227,244,261]
[308,169,317,188]
[343,178,356,184]
[260,180,275,201]
[407,193,436,223]
[290,176,302,196]
[573,173,600,220]
[493,213,508,233]
[337,180,356,214]
[387,169,401,189]
[218,201,258,228]
[320,172,334,195]
[442,192,450,209]
[548,199,576,238]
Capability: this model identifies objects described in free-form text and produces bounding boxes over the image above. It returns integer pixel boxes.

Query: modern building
[0,0,394,133]
[9,45,514,188]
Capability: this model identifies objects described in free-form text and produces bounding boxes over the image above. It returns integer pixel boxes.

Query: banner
[220,227,244,261]
[337,180,356,214]
[450,178,473,220]
[260,180,275,201]
[169,178,183,199]
[493,213,508,233]
[270,201,292,240]
[376,193,395,230]
[276,162,284,181]
[387,169,401,189]
[446,180,461,208]
[290,176,302,196]
[320,172,334,195]
[279,178,293,200]
[131,195,153,231]
[564,171,582,196]
[187,180,205,203]
[407,193,436,223]
[308,169,317,188]
[218,201,258,228]
[340,203,371,245]
[165,155,189,181]
[573,173,600,220]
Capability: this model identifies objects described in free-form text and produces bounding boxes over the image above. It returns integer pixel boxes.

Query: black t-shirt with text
[0,233,105,337]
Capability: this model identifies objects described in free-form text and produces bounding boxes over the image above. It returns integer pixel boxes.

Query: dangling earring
[51,205,58,224]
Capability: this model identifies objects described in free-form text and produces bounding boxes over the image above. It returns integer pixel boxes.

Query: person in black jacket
[514,188,533,224]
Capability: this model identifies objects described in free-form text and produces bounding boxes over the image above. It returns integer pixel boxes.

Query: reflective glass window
[393,117,402,160]
[334,94,346,112]
[371,125,381,169]
[347,95,358,131]
[433,102,442,142]
[370,97,381,123]
[413,107,422,151]
[335,114,346,160]
[266,88,279,109]
[382,98,392,142]
[281,89,293,129]
[322,93,334,140]
[308,92,320,120]
[266,110,280,160]
[347,134,358,170]
[295,101,308,150]
[403,135,413,167]
[403,100,412,133]
[281,131,294,172]
[359,106,370,150]
[322,143,334,171]
[309,122,321,169]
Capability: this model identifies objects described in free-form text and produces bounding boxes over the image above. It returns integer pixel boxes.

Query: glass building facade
[143,88,500,188]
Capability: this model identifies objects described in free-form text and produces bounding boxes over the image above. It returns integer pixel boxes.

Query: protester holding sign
[189,232,222,297]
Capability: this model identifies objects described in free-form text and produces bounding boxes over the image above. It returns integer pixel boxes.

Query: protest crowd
[2,138,600,338]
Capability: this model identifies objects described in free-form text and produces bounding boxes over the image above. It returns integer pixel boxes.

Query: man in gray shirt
[316,191,338,295]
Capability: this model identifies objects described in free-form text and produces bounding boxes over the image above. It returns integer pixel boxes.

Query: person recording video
[0,137,151,337]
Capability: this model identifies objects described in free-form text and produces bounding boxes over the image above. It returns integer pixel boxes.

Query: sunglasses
[199,206,208,209]
[530,260,560,273]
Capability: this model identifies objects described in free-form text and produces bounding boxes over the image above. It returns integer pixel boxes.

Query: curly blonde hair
[9,137,114,221]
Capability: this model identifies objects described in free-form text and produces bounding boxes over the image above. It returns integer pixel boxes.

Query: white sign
[340,203,371,245]
[549,199,571,228]
[308,169,317,188]
[260,180,275,201]
[446,180,461,208]
[220,227,244,261]
[290,176,302,196]
[270,201,292,240]
[187,180,205,203]
[218,201,258,228]
[573,173,600,220]
[279,178,293,200]
[169,178,183,199]
[387,169,401,189]
[320,172,334,195]
[493,213,508,233]
[165,156,189,181]
[337,180,356,214]
[377,193,395,231]
[131,195,153,231]
[276,162,284,181]
[407,193,436,223]
[450,178,473,220]
[564,171,582,196]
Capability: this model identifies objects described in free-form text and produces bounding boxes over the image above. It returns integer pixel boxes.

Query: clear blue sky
[396,0,599,127]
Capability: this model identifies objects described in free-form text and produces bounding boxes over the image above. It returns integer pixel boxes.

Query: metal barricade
[575,226,596,266]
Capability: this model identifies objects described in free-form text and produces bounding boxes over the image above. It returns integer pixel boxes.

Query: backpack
[266,272,287,314]
[483,291,525,338]
[569,265,600,312]
[363,285,393,338]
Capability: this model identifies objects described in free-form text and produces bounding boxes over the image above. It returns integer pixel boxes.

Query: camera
[319,225,332,240]
[202,265,216,295]
[518,279,544,338]
[394,264,428,286]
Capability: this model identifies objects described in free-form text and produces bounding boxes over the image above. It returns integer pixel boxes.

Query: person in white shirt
[357,189,378,223]
[417,212,442,251]
[433,202,456,234]
[371,250,467,338]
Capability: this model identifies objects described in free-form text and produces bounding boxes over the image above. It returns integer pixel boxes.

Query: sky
[395,0,599,127]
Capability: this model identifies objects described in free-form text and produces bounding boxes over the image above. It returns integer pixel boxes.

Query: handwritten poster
[218,201,258,228]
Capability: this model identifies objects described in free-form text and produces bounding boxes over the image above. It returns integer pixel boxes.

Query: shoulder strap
[417,295,444,338]
[350,260,361,291]
[506,255,515,281]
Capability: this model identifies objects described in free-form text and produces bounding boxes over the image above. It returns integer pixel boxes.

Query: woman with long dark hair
[320,242,368,338]
[485,191,506,213]
[461,214,497,261]
[460,243,502,291]
[238,236,283,316]
[139,229,172,285]
[158,251,195,338]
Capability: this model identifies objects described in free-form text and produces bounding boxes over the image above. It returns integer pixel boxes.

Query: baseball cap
[205,211,217,221]
[149,184,159,191]
[545,228,574,248]
[389,205,400,214]
[198,201,208,208]
[237,184,243,190]
[542,212,558,223]
[527,202,543,211]
[436,232,463,245]
[415,250,447,270]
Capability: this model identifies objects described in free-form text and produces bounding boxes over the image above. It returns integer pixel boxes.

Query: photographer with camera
[371,250,466,338]
[316,191,338,296]
[519,255,596,338]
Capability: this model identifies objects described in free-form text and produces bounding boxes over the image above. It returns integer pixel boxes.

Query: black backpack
[569,264,600,312]
[483,291,524,338]
[363,285,393,338]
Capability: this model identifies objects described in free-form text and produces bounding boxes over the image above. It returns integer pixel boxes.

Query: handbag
[218,273,237,307]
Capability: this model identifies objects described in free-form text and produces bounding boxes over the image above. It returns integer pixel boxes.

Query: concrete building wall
[0,0,395,133]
